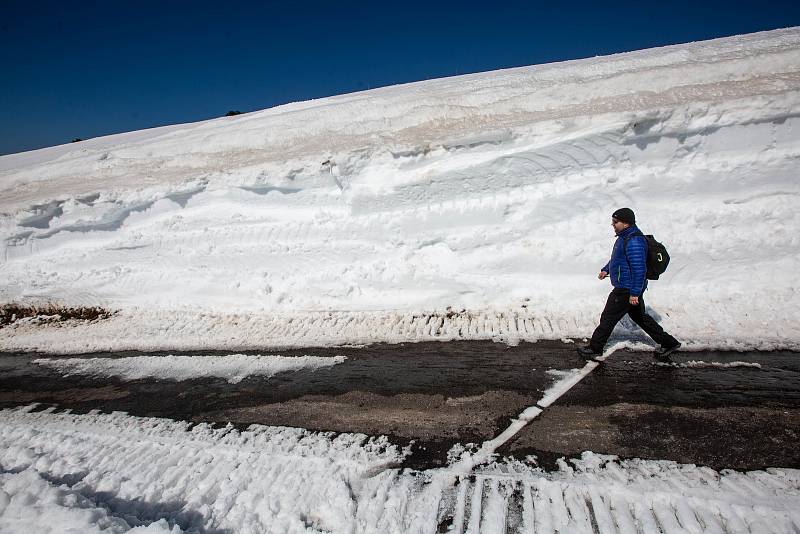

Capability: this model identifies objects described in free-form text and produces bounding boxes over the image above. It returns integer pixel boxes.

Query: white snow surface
[32,353,347,383]
[2,406,799,533]
[2,27,800,352]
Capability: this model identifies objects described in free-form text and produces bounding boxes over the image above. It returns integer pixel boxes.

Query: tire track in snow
[422,464,800,534]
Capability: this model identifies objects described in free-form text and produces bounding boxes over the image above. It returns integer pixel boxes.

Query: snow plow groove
[404,470,800,534]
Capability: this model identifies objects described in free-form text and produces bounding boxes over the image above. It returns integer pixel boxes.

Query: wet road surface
[500,350,800,470]
[1,341,798,471]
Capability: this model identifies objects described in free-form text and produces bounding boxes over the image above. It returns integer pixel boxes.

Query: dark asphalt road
[1,341,798,471]
[500,350,800,470]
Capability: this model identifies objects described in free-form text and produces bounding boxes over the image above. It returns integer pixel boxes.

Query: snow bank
[2,28,800,352]
[33,353,347,383]
[2,407,798,533]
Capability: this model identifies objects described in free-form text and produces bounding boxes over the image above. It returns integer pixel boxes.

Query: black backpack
[624,231,670,280]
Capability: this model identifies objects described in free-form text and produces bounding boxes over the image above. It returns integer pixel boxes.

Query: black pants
[589,288,678,352]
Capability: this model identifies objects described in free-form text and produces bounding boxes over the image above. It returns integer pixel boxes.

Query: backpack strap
[622,230,646,272]
[622,230,645,257]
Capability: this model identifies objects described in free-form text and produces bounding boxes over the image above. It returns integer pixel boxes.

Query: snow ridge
[655,359,763,369]
[3,307,799,354]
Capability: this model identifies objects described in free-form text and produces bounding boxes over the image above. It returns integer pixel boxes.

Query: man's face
[611,217,627,235]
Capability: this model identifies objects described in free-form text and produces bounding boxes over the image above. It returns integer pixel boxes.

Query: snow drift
[1,28,799,352]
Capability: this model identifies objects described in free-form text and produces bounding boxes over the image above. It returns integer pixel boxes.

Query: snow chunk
[655,359,762,369]
[0,469,182,533]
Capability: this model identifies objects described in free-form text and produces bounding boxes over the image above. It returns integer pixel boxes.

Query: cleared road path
[1,341,798,470]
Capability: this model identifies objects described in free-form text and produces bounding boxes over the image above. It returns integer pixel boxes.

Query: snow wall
[1,28,799,353]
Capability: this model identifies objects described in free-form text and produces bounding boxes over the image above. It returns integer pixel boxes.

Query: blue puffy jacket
[602,225,648,297]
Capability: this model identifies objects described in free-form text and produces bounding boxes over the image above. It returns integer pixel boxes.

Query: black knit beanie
[612,207,635,225]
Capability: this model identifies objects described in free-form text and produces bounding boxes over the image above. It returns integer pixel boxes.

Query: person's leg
[588,288,631,352]
[627,297,679,348]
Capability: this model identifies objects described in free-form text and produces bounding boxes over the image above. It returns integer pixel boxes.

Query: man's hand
[598,271,608,280]
[629,295,639,306]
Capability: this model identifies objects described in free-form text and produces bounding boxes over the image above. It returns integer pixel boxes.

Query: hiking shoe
[576,346,602,360]
[654,342,681,361]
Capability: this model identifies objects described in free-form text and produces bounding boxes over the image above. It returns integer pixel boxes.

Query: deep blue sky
[2,0,799,156]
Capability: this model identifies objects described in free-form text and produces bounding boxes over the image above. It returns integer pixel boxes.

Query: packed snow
[33,353,347,383]
[2,406,799,533]
[2,28,800,353]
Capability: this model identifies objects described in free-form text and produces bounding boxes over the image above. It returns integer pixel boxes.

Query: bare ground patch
[0,304,114,328]
[198,390,536,443]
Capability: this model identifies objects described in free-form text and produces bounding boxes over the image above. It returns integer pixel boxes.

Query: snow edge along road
[2,307,798,354]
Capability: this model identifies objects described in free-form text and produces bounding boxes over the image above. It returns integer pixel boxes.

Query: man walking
[577,208,681,360]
